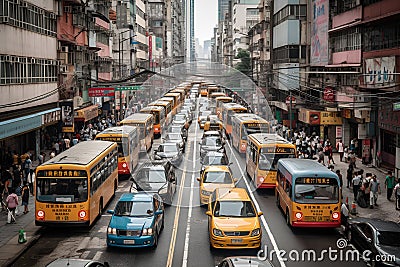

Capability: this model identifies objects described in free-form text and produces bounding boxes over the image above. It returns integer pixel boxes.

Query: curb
[4,224,41,267]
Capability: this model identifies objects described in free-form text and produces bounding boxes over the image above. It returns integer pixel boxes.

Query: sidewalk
[0,150,52,267]
[330,154,400,223]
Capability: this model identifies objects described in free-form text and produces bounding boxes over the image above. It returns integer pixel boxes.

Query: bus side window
[285,180,292,198]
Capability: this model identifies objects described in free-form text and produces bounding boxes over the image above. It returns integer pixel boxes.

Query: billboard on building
[364,56,395,87]
[311,0,329,66]
[60,100,74,133]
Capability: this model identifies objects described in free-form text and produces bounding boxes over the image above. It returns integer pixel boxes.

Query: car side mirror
[154,210,163,215]
[228,162,233,165]
[258,211,263,216]
[233,178,238,183]
[206,211,212,216]
[107,210,114,214]
[197,177,201,182]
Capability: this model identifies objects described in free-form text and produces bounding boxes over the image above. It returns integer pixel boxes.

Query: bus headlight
[155,127,159,131]
[122,163,127,168]
[142,228,153,236]
[37,210,45,219]
[240,143,246,149]
[332,212,340,220]
[78,210,86,219]
[258,176,264,183]
[251,228,260,236]
[295,212,303,220]
[107,227,117,235]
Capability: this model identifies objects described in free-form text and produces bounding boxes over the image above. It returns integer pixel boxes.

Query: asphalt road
[12,104,368,267]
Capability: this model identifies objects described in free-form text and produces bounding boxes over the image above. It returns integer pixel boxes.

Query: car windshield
[114,201,153,217]
[258,153,296,170]
[202,137,222,146]
[203,171,232,183]
[294,178,339,204]
[203,154,228,165]
[214,200,256,217]
[175,114,185,121]
[167,133,181,140]
[159,144,178,153]
[378,231,400,246]
[136,169,166,183]
[168,127,181,133]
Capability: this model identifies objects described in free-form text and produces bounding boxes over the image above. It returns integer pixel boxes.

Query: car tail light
[295,212,303,220]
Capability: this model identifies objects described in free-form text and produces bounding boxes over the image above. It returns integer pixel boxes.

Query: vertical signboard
[60,100,74,133]
[364,56,395,87]
[148,35,152,68]
[311,0,329,66]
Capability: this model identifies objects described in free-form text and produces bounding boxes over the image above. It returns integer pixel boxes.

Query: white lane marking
[227,141,286,267]
[92,251,102,261]
[76,237,91,252]
[182,118,198,267]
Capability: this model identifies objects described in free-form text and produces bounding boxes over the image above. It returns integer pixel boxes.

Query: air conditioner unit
[73,96,83,108]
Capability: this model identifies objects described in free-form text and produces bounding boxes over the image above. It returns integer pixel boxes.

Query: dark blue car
[106,193,164,248]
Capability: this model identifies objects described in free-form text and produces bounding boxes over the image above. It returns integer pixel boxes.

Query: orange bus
[95,126,140,176]
[215,96,233,118]
[140,106,166,138]
[120,113,154,152]
[160,96,177,115]
[35,141,118,226]
[148,100,172,127]
[221,102,248,139]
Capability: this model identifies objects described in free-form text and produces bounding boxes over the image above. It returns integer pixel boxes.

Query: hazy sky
[194,0,218,44]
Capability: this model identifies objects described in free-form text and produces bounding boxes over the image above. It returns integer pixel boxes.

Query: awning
[324,63,361,68]
[74,105,99,122]
[328,20,361,33]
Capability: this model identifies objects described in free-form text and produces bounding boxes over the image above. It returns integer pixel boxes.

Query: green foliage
[235,48,251,74]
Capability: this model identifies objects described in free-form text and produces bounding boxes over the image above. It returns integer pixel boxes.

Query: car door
[352,223,368,249]
[153,197,161,235]
[358,224,375,252]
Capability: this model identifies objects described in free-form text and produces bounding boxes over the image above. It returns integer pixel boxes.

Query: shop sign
[342,109,351,119]
[285,96,296,106]
[42,109,60,126]
[323,87,335,102]
[336,126,342,139]
[320,111,342,125]
[309,111,320,125]
[298,108,309,123]
[75,105,99,122]
[88,87,115,97]
[358,124,368,139]
[0,115,42,140]
[60,100,74,133]
[393,102,400,111]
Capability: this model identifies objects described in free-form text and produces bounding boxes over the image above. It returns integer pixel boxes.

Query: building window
[0,0,57,37]
[0,55,58,85]
[330,27,361,52]
[273,45,306,63]
[273,5,307,25]
[382,130,396,155]
[363,21,400,52]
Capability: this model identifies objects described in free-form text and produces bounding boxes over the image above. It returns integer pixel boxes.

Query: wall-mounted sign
[323,87,335,102]
[60,100,74,133]
[88,87,115,97]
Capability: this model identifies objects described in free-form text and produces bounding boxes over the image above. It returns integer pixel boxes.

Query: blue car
[106,193,164,248]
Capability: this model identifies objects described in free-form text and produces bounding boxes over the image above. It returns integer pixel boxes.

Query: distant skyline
[194,0,218,44]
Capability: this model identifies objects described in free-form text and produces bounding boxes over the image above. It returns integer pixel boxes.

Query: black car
[131,161,177,205]
[346,217,400,267]
[153,142,183,166]
[199,136,225,159]
[166,124,187,141]
[200,151,230,175]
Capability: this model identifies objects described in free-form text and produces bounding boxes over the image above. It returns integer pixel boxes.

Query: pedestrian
[385,171,396,201]
[369,175,381,208]
[346,164,354,188]
[327,145,335,165]
[28,169,34,195]
[23,156,32,182]
[394,180,400,210]
[54,142,60,155]
[21,182,29,214]
[336,139,344,162]
[318,148,325,165]
[6,189,18,224]
[64,136,71,150]
[352,170,362,200]
[336,170,343,188]
[50,149,56,159]
[38,152,44,165]
[341,202,350,231]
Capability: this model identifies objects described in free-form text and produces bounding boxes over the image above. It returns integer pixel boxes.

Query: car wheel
[152,232,158,249]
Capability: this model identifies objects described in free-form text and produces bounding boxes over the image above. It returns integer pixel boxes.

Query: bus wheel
[285,209,291,226]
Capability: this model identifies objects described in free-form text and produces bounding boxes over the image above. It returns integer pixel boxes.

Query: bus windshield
[152,112,160,124]
[258,153,296,170]
[36,178,88,203]
[294,178,339,204]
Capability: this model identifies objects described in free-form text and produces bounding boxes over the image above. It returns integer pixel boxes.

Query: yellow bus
[160,96,177,116]
[164,92,181,110]
[215,96,233,118]
[170,88,186,102]
[209,92,225,100]
[246,133,296,189]
[276,159,341,228]
[95,126,140,176]
[207,85,220,97]
[148,100,172,127]
[221,102,248,139]
[120,113,154,152]
[35,140,118,226]
[140,106,166,138]
[231,113,270,154]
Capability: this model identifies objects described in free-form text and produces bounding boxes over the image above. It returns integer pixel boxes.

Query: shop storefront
[378,104,400,168]
[0,108,60,161]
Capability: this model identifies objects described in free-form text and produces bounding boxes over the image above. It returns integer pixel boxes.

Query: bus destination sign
[262,147,295,154]
[98,137,122,142]
[37,170,87,178]
[298,177,336,185]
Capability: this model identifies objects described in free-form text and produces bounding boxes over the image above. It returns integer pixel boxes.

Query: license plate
[231,239,243,243]
[123,240,135,244]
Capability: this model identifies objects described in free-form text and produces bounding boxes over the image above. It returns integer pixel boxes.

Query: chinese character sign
[311,0,329,66]
[365,57,395,87]
[60,100,74,133]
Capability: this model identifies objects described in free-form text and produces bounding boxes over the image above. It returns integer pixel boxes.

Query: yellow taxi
[203,115,223,131]
[197,166,236,205]
[206,187,263,250]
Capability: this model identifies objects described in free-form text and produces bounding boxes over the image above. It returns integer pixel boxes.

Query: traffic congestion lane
[225,141,368,267]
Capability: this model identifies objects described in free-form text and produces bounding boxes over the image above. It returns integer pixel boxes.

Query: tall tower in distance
[189,0,195,61]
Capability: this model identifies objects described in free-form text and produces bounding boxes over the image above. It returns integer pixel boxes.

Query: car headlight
[251,228,260,236]
[107,227,117,235]
[213,228,223,237]
[142,228,153,236]
[159,187,168,194]
[201,190,211,196]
